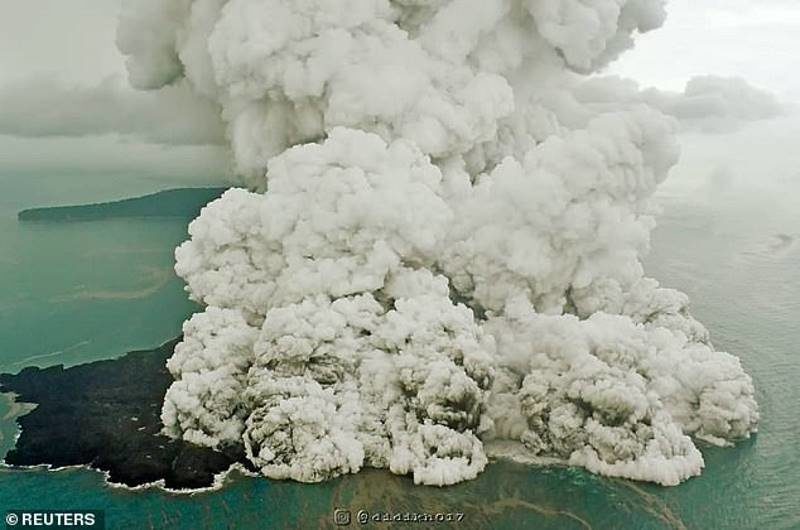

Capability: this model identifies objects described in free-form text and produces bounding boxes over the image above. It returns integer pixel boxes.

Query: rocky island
[18,187,226,222]
[0,339,249,490]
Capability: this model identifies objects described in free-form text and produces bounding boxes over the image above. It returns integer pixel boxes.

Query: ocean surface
[0,166,797,529]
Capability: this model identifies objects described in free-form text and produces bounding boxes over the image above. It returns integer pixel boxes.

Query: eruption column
[119,0,758,486]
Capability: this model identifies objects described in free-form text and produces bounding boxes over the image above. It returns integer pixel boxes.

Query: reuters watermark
[4,511,103,529]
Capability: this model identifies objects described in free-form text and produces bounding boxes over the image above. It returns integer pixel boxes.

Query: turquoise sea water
[0,170,797,529]
[0,171,204,372]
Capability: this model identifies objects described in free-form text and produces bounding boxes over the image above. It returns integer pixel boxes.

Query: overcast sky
[0,0,797,183]
[0,0,124,84]
[613,0,800,101]
[0,0,227,182]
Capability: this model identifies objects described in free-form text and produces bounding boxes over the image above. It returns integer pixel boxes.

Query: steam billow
[120,0,758,486]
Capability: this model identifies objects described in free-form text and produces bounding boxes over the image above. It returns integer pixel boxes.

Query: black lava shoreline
[0,338,250,490]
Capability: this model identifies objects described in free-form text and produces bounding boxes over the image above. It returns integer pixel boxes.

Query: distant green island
[18,187,228,222]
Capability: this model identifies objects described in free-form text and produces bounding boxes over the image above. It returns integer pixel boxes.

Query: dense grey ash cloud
[572,75,784,133]
[0,76,225,146]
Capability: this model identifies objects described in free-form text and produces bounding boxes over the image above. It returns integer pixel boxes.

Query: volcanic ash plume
[119,0,758,486]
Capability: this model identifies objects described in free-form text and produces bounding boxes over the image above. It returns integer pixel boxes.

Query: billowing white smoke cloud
[119,0,758,487]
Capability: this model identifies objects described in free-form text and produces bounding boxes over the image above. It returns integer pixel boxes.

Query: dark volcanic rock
[0,338,249,490]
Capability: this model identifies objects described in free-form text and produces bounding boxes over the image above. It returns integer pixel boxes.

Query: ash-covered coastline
[0,338,249,490]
